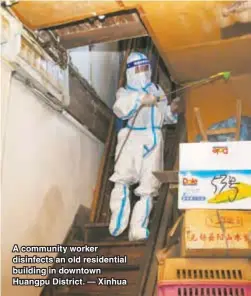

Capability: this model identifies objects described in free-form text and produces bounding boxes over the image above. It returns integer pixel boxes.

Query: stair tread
[85,217,155,230]
[55,292,132,296]
[84,223,131,244]
[85,223,109,228]
[68,240,146,247]
[91,234,128,242]
[54,268,138,295]
[55,263,140,270]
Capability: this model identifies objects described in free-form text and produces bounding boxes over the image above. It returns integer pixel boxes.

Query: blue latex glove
[115,118,125,132]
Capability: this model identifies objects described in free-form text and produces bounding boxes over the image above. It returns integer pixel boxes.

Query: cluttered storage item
[181,209,251,258]
[157,255,251,296]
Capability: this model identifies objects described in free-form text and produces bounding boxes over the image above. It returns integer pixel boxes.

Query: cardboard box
[178,141,251,210]
[181,209,251,257]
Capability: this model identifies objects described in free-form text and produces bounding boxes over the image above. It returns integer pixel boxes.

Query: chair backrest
[194,99,242,142]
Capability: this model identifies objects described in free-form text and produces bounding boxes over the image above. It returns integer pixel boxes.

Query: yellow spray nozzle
[210,71,231,81]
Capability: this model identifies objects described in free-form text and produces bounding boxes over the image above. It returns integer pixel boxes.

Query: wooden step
[84,223,128,243]
[54,240,145,270]
[55,262,140,271]
[55,290,132,296]
[84,223,109,228]
[56,293,132,296]
[46,240,143,295]
[56,291,132,296]
[52,262,140,275]
[54,269,138,295]
[84,206,157,244]
[67,239,145,247]
[56,292,132,296]
[84,219,156,231]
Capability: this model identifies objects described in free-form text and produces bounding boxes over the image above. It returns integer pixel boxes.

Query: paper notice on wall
[178,141,251,209]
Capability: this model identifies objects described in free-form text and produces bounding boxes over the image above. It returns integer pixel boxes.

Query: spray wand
[114,71,231,164]
[156,71,231,102]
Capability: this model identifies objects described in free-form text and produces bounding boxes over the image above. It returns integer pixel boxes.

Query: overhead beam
[54,12,147,48]
[58,21,147,48]
[10,1,125,30]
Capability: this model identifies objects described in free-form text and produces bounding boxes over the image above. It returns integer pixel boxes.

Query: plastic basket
[158,258,251,282]
[158,280,251,296]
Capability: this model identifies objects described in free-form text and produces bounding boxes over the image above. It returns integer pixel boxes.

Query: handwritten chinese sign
[205,214,243,228]
[186,231,249,243]
[182,210,251,256]
[178,141,251,209]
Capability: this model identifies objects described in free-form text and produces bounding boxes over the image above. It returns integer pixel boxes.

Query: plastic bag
[196,116,251,142]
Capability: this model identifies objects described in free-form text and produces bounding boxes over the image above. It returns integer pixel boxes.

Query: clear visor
[135,64,149,74]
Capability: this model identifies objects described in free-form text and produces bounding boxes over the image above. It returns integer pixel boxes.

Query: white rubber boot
[128,196,153,241]
[109,183,130,236]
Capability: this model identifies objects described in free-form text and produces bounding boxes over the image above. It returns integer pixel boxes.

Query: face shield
[135,64,150,74]
[126,57,152,90]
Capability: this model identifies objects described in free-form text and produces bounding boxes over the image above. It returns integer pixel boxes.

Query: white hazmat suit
[109,52,178,241]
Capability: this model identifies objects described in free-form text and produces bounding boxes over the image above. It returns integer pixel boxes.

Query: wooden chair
[194,99,242,141]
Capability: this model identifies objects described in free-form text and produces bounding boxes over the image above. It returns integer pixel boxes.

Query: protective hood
[126,52,152,91]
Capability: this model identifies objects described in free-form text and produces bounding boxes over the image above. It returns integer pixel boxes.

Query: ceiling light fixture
[98,15,105,20]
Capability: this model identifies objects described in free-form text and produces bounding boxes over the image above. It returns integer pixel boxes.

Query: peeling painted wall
[1,62,104,296]
[69,41,120,108]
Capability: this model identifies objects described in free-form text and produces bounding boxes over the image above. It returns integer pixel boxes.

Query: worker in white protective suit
[109,52,180,241]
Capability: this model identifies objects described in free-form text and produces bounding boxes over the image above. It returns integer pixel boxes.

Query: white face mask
[135,72,149,88]
[127,67,152,90]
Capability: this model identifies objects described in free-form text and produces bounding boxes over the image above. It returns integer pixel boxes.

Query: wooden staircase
[52,228,145,296]
[41,115,186,296]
